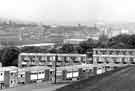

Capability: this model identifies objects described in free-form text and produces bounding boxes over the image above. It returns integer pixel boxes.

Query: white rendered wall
[30,73,37,80]
[37,72,45,79]
[0,72,4,81]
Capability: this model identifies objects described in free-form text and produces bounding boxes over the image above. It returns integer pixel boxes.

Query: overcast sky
[0,0,135,24]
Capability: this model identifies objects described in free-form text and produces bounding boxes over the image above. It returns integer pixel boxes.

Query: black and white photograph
[0,0,134,91]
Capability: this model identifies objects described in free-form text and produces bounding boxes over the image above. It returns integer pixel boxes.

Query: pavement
[1,81,68,91]
[56,66,135,91]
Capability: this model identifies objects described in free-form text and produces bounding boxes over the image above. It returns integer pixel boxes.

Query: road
[56,66,135,91]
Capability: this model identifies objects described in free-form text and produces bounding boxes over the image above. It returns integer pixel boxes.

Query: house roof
[18,66,51,72]
[0,66,18,72]
[19,53,86,57]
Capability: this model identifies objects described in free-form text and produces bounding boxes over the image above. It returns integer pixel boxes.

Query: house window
[50,56,53,61]
[24,56,30,61]
[52,56,55,61]
[41,56,47,61]
[50,71,53,74]
[76,57,81,61]
[20,74,24,78]
[11,80,13,84]
[122,58,126,64]
[0,73,3,76]
[39,72,42,74]
[10,73,14,76]
[66,57,71,61]
[97,57,103,64]
[58,56,62,61]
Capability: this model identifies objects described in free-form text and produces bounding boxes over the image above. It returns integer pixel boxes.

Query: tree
[0,47,20,66]
[78,38,97,53]
[127,34,135,48]
[97,33,109,48]
[49,48,58,53]
[59,44,77,53]
[110,42,129,49]
[21,46,41,53]
[108,34,131,49]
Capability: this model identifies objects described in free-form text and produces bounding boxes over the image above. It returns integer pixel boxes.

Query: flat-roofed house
[50,65,80,82]
[18,66,50,84]
[93,48,135,67]
[18,53,87,67]
[0,66,18,89]
[50,64,96,82]
[18,68,29,84]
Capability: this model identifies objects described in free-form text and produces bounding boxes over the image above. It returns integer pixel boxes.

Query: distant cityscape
[0,20,133,48]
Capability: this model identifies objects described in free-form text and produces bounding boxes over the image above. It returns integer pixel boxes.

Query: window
[10,73,14,76]
[76,57,81,61]
[58,56,62,61]
[31,72,37,75]
[130,58,134,64]
[24,56,30,61]
[20,74,24,78]
[102,51,105,55]
[122,58,126,64]
[89,69,92,72]
[39,72,42,74]
[123,51,126,55]
[74,61,80,63]
[73,72,79,77]
[53,56,55,61]
[130,52,133,55]
[66,73,72,78]
[10,80,13,84]
[50,56,53,61]
[97,57,103,64]
[0,73,3,76]
[66,57,71,61]
[95,51,98,55]
[50,71,53,74]
[112,51,116,55]
[41,56,47,61]
[34,57,39,61]
[57,71,62,76]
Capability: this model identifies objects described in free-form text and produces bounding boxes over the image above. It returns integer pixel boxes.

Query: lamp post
[54,54,58,84]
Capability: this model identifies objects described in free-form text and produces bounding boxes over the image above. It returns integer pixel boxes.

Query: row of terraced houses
[0,48,135,89]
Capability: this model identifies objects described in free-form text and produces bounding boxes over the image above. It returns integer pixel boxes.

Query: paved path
[1,82,68,91]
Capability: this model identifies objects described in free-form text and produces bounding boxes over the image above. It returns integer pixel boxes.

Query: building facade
[63,39,87,45]
[0,64,116,90]
[18,66,50,84]
[18,53,87,68]
[93,48,135,65]
[0,67,18,89]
